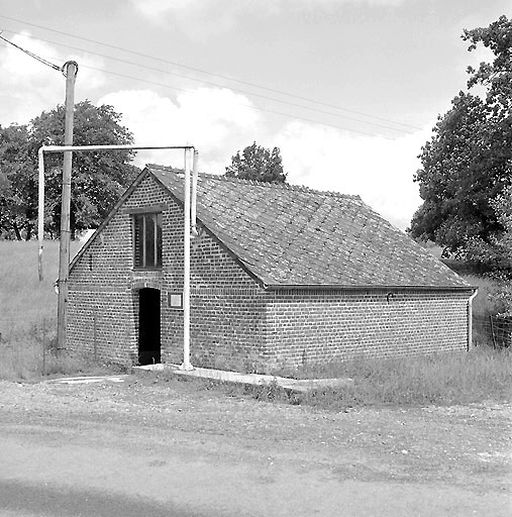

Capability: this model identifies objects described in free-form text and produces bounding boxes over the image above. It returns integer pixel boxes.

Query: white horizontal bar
[40,144,195,153]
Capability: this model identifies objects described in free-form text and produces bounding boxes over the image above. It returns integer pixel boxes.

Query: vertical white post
[191,150,198,237]
[38,148,45,281]
[182,148,193,370]
[468,289,478,351]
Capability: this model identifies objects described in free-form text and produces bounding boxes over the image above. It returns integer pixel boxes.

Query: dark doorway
[138,288,161,365]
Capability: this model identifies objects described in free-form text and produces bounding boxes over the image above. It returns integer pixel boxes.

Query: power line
[0,27,402,138]
[2,29,415,135]
[79,63,396,139]
[0,31,61,72]
[0,26,395,139]
[0,14,422,131]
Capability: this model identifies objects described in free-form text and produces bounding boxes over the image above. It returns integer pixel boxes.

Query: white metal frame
[38,143,198,370]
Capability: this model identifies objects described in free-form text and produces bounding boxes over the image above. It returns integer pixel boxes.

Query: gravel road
[0,374,510,516]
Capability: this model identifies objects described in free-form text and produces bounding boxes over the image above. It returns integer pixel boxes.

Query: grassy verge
[161,347,512,409]
[292,347,512,408]
[0,330,106,381]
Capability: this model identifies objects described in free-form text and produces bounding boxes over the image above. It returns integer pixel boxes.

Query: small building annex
[67,165,475,371]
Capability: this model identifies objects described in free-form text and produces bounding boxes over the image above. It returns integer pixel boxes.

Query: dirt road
[0,375,510,516]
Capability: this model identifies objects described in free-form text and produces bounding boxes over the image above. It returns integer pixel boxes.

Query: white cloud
[0,32,106,126]
[98,87,261,171]
[275,121,426,229]
[99,86,424,229]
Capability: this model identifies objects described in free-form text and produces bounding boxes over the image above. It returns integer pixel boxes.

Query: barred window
[133,213,162,268]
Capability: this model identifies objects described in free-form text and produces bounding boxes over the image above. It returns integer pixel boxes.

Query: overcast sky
[0,0,509,228]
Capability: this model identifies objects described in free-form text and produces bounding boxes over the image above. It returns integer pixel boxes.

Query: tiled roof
[148,165,470,290]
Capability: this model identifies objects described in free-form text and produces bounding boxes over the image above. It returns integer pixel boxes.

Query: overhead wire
[0,31,61,72]
[0,14,422,132]
[0,26,391,137]
[0,29,416,135]
[0,27,401,138]
[79,63,394,139]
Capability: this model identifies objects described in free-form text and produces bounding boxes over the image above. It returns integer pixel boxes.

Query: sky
[0,0,509,229]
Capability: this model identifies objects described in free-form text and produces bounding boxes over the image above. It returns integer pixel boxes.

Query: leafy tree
[409,16,512,266]
[0,124,36,240]
[225,142,287,183]
[475,187,512,314]
[0,100,139,240]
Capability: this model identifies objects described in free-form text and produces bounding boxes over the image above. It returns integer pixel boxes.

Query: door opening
[138,288,161,365]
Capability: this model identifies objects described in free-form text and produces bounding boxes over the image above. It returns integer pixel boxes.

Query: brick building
[67,165,475,371]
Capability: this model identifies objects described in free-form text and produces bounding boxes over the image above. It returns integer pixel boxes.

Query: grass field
[0,240,75,332]
[0,240,85,379]
[1,240,511,406]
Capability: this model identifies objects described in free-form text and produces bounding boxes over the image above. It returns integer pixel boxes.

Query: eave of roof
[263,283,477,292]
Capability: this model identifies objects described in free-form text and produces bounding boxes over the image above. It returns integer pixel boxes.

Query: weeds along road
[0,375,510,517]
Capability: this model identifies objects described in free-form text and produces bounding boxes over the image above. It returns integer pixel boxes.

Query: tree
[409,16,512,266]
[0,124,36,240]
[0,100,139,240]
[474,187,512,314]
[225,142,287,183]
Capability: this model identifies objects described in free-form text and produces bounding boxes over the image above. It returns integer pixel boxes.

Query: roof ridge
[146,163,182,174]
[209,173,361,200]
[146,163,360,200]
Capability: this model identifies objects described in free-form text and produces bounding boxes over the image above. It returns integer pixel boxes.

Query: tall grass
[176,347,512,409]
[0,240,87,379]
[272,347,512,407]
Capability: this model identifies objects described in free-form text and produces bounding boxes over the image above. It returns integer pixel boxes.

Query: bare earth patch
[0,375,510,516]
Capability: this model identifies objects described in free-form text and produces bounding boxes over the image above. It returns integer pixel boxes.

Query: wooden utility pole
[56,60,78,352]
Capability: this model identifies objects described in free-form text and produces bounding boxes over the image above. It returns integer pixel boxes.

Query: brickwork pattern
[68,174,171,364]
[67,173,266,368]
[185,287,268,371]
[265,289,471,369]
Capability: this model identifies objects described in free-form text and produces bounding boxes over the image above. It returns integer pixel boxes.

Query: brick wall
[264,288,472,369]
[67,173,171,364]
[161,203,268,370]
[186,287,268,371]
[67,172,268,368]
